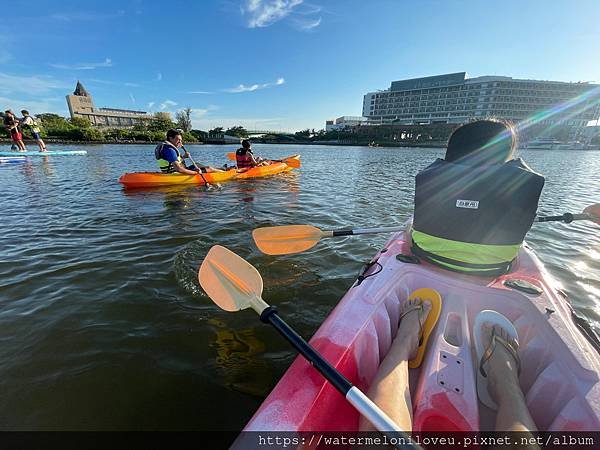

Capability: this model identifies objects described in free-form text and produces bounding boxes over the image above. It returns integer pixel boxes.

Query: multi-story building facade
[66,81,152,128]
[362,72,599,138]
[325,116,369,131]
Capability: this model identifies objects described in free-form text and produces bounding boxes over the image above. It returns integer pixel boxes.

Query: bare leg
[359,299,431,432]
[17,139,27,151]
[37,138,46,151]
[484,325,538,434]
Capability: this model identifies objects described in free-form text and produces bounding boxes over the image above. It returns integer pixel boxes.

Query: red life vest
[236,148,255,169]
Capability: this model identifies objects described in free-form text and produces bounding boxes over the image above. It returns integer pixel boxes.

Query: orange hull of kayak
[118,158,298,189]
[118,169,238,188]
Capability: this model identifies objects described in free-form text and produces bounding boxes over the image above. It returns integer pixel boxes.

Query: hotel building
[66,81,152,128]
[362,72,599,137]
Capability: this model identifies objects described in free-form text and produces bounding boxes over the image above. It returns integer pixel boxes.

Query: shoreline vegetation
[1,111,455,149]
[0,136,447,148]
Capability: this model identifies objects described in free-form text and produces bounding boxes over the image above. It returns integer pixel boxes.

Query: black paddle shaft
[536,213,575,223]
[260,306,353,395]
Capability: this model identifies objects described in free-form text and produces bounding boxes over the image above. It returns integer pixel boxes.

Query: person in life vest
[3,110,26,151]
[20,110,47,152]
[235,140,269,169]
[155,129,223,175]
[411,119,545,276]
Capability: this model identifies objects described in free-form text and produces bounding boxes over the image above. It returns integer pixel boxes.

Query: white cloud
[156,72,163,81]
[224,77,285,93]
[50,58,112,70]
[160,100,177,110]
[188,90,213,94]
[0,72,71,95]
[89,78,140,88]
[296,17,321,30]
[129,93,136,104]
[242,0,303,28]
[148,101,155,109]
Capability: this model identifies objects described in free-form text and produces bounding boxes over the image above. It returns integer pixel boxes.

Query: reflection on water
[0,143,598,431]
[208,319,270,397]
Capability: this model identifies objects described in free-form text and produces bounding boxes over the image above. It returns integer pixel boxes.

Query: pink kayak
[241,224,600,432]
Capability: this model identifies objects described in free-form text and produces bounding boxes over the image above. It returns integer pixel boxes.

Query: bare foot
[391,298,432,360]
[482,324,521,404]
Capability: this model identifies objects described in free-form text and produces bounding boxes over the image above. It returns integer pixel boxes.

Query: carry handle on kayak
[198,245,420,449]
[252,204,600,255]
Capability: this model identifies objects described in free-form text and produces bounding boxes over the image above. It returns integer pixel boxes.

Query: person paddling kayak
[155,129,223,175]
[235,140,269,169]
[411,119,545,276]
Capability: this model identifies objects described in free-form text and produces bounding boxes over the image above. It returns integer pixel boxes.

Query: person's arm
[173,160,200,175]
[162,147,199,175]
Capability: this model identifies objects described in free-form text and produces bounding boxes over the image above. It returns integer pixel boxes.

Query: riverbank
[1,137,447,148]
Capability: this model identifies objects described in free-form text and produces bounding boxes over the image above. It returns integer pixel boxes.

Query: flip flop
[405,288,442,369]
[474,310,520,410]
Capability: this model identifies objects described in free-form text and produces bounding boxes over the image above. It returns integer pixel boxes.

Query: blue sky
[1,0,599,131]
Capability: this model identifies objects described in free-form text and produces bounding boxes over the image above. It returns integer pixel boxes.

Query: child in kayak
[411,119,545,276]
[235,140,269,168]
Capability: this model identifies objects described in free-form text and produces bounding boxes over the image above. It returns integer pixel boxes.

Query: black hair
[241,139,251,149]
[445,119,517,165]
[21,110,29,115]
[166,128,182,140]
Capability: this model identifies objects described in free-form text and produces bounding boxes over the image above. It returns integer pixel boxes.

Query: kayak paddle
[226,152,301,168]
[198,245,417,446]
[253,224,405,255]
[182,145,218,189]
[253,204,600,255]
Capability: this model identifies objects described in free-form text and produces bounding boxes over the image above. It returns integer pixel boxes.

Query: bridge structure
[246,130,294,136]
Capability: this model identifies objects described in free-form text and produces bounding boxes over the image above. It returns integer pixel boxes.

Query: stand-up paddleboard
[0,150,87,157]
[0,156,27,164]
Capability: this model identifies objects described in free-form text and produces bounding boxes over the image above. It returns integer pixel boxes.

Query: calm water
[0,144,599,433]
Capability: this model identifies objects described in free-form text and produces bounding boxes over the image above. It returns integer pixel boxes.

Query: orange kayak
[119,157,299,189]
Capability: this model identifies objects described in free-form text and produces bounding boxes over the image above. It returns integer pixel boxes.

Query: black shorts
[187,165,207,173]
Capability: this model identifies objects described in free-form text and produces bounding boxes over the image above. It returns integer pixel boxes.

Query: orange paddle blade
[198,245,263,311]
[253,225,325,255]
[227,152,237,161]
[281,154,301,168]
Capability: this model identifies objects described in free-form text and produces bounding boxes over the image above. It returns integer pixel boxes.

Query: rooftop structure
[325,115,369,132]
[66,82,152,128]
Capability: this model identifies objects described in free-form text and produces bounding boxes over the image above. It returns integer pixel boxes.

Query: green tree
[175,108,193,132]
[79,127,104,141]
[70,117,92,128]
[225,126,248,138]
[295,129,311,138]
[209,127,224,137]
[148,112,175,132]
